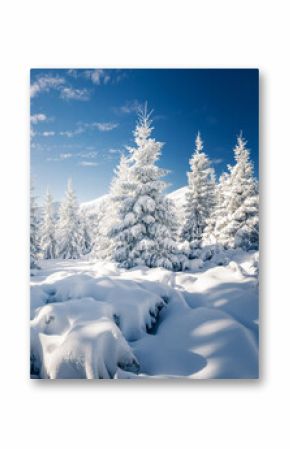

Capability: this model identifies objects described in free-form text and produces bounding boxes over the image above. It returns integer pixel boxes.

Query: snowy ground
[30,250,259,379]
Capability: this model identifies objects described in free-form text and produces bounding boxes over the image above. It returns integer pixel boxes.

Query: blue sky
[31,69,259,203]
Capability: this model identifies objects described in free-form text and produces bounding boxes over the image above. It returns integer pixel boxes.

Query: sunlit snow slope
[30,250,259,379]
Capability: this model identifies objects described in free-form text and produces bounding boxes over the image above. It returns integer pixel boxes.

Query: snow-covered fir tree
[40,190,57,259]
[57,179,82,259]
[181,132,216,251]
[110,153,131,198]
[92,154,132,260]
[79,210,93,255]
[213,134,259,250]
[30,184,40,269]
[202,172,230,246]
[109,106,185,270]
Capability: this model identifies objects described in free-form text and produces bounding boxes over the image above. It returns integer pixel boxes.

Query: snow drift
[30,249,259,379]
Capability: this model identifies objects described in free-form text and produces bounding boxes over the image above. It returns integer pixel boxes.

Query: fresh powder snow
[30,249,258,379]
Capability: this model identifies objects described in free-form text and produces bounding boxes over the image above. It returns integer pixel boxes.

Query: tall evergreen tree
[181,132,216,250]
[213,134,259,250]
[110,153,131,197]
[40,190,57,259]
[109,106,182,270]
[57,179,82,259]
[30,184,40,269]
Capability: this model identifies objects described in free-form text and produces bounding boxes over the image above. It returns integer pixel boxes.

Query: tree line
[30,107,259,271]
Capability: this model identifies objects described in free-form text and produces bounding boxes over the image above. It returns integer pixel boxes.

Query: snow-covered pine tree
[79,209,93,255]
[201,171,228,248]
[181,132,216,251]
[214,133,259,250]
[110,153,131,198]
[92,154,132,260]
[30,184,40,269]
[57,179,82,259]
[40,190,57,259]
[109,106,183,270]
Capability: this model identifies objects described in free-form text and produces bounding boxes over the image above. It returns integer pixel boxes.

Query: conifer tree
[181,132,216,251]
[57,179,82,259]
[40,190,57,259]
[79,210,93,255]
[92,154,132,260]
[109,106,183,270]
[30,184,40,269]
[203,172,229,246]
[214,134,259,250]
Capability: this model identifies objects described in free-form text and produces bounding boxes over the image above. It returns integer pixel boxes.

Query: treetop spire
[137,101,153,128]
[195,131,203,152]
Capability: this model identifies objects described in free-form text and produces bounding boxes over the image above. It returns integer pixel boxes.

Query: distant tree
[181,132,216,251]
[213,133,259,250]
[203,172,229,246]
[57,179,82,259]
[30,184,40,269]
[91,154,132,260]
[109,105,183,270]
[79,210,93,255]
[40,190,57,259]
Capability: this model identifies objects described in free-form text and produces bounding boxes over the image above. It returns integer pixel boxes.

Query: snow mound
[37,318,139,379]
[31,251,258,379]
[32,272,168,341]
[133,306,258,379]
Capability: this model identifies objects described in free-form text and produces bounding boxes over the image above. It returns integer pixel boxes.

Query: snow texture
[30,249,259,379]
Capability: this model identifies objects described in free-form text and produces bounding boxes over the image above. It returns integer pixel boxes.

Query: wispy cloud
[60,87,90,101]
[46,152,73,162]
[212,158,223,165]
[59,122,118,137]
[113,99,142,115]
[85,69,110,85]
[42,131,55,137]
[30,75,65,98]
[60,152,73,160]
[30,113,47,124]
[77,150,98,159]
[31,73,90,101]
[67,69,126,86]
[30,113,49,139]
[91,122,118,131]
[79,161,99,167]
[59,126,84,138]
